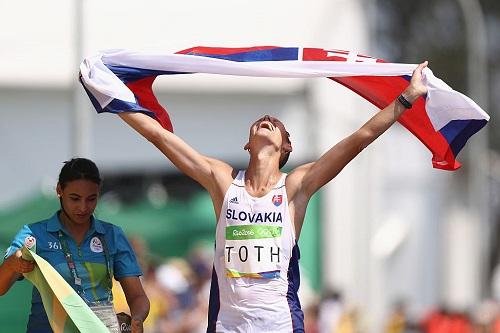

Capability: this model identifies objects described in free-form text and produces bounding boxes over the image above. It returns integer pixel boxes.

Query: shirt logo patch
[229,197,239,204]
[90,237,103,253]
[24,236,36,249]
[272,195,282,207]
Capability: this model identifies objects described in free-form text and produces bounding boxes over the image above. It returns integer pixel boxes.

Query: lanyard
[57,230,113,305]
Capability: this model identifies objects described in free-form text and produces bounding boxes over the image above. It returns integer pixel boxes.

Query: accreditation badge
[90,303,120,333]
[224,224,283,279]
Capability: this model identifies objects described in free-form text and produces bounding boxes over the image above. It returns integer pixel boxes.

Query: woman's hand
[130,317,143,333]
[403,61,429,103]
[0,248,35,295]
[7,250,35,274]
[119,276,149,333]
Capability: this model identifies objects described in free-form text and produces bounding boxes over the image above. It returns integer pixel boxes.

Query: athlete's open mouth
[258,121,274,131]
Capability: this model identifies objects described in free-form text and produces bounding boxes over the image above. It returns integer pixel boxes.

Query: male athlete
[115,61,428,333]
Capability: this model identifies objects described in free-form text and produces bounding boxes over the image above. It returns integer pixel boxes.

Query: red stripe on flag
[177,46,278,56]
[332,76,459,170]
[301,48,459,170]
[125,77,174,132]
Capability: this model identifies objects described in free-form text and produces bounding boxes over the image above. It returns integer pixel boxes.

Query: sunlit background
[1,0,499,332]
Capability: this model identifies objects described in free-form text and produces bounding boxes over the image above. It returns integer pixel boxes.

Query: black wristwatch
[397,94,413,109]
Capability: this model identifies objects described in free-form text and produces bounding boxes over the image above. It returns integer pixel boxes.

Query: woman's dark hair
[58,158,101,189]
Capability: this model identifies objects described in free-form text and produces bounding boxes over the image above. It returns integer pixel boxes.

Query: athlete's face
[248,115,290,147]
[245,115,292,167]
[57,179,99,225]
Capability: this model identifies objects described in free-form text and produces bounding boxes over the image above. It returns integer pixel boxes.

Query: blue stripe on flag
[187,47,299,62]
[80,77,104,112]
[81,75,160,119]
[104,98,161,119]
[439,119,488,156]
[106,65,189,84]
[401,75,411,82]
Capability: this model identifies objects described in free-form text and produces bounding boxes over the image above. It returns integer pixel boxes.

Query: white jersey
[207,170,304,333]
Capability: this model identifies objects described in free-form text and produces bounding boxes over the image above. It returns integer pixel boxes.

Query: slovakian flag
[79,46,489,170]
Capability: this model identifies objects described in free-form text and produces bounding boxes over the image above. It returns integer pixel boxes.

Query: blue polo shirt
[4,211,142,333]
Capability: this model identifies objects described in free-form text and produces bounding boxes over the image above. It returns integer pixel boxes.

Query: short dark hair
[58,158,101,189]
[279,148,291,169]
[275,120,292,169]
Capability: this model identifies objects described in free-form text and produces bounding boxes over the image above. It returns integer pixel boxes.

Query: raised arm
[119,112,233,193]
[288,61,428,208]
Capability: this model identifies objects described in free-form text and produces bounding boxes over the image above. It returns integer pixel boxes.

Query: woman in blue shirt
[0,158,150,333]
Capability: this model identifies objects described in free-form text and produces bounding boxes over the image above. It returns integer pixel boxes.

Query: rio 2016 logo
[24,236,36,249]
[120,322,131,332]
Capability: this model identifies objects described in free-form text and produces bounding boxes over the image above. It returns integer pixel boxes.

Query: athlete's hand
[404,61,428,103]
[7,250,35,274]
[131,318,144,333]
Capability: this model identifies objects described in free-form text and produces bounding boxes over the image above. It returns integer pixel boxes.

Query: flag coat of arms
[272,195,283,207]
[80,46,489,170]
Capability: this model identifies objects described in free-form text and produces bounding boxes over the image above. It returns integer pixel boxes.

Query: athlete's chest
[224,189,287,225]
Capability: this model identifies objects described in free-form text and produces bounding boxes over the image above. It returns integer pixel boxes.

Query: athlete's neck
[245,161,282,198]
